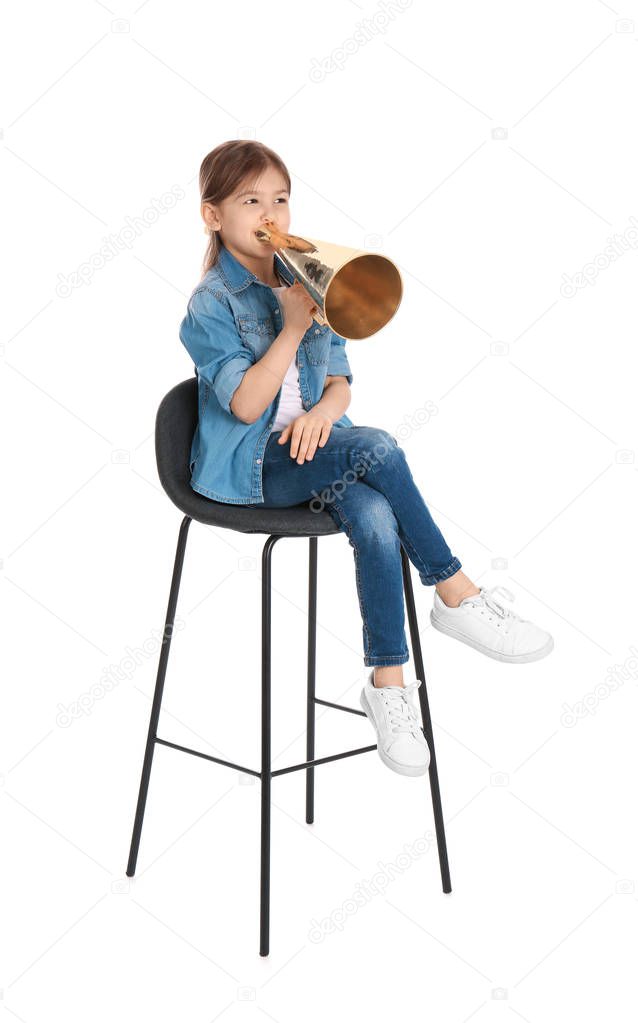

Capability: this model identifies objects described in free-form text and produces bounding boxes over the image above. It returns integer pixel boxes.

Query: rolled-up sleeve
[326,331,353,385]
[179,288,254,417]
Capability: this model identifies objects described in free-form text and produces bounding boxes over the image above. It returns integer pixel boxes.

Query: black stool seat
[126,376,452,957]
[156,378,341,536]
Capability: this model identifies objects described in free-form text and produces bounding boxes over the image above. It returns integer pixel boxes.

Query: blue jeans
[255,425,462,667]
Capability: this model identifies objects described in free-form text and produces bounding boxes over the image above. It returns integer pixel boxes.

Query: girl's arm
[230,325,303,424]
[180,289,254,418]
[180,289,304,424]
[313,377,351,422]
[233,317,353,425]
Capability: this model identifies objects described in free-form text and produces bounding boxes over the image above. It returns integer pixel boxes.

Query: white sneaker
[430,585,554,663]
[359,670,430,777]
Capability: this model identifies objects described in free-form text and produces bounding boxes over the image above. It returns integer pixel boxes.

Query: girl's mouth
[255,225,275,244]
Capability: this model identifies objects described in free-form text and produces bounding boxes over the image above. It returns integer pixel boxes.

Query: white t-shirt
[272,353,305,431]
[271,272,306,432]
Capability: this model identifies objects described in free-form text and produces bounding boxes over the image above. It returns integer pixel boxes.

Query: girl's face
[203,164,291,264]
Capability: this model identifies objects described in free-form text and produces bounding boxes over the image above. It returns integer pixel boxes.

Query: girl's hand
[277,281,318,338]
[277,410,333,463]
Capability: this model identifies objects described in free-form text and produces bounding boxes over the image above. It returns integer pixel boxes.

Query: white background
[2,0,637,1018]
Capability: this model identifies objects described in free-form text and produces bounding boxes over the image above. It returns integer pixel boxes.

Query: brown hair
[199,140,291,276]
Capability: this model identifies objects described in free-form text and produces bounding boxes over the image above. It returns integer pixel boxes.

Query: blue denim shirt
[179,243,354,504]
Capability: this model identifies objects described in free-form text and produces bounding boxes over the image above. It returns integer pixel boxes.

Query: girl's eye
[244,197,288,204]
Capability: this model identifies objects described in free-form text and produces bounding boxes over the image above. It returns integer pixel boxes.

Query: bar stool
[125,377,452,956]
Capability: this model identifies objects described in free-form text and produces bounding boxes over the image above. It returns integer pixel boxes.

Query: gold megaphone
[254,220,402,341]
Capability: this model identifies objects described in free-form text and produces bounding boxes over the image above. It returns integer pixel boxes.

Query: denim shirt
[179,243,354,504]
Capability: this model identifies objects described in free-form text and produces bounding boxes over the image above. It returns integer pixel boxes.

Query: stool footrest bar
[313,696,367,717]
[271,744,377,777]
[155,737,261,778]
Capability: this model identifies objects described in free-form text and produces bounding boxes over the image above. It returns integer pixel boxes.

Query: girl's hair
[199,140,291,276]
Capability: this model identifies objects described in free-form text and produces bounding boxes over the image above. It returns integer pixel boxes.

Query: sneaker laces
[378,680,423,735]
[463,585,522,622]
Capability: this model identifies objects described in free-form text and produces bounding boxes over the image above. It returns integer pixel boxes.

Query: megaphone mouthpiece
[254,220,317,254]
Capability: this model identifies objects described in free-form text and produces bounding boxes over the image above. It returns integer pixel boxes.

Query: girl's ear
[202,203,221,231]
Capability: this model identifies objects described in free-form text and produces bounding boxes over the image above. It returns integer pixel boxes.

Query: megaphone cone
[255,221,402,340]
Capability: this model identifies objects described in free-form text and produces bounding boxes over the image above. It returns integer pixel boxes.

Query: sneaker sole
[430,613,554,663]
[359,687,430,777]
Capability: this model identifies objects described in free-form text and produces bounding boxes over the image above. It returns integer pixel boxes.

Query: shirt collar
[217,242,295,294]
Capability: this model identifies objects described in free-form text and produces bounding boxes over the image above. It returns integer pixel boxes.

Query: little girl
[179,140,554,778]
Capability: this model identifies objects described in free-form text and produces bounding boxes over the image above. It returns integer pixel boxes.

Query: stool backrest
[153,377,341,532]
[155,377,198,508]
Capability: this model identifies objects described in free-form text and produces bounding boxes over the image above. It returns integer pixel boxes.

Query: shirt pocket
[237,313,276,358]
[302,324,331,365]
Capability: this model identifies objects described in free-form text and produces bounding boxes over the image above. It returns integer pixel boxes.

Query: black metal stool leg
[126,515,192,877]
[400,546,452,894]
[306,537,317,825]
[260,534,281,957]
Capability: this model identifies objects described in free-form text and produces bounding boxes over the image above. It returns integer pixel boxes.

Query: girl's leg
[324,481,410,674]
[436,570,480,607]
[326,480,476,682]
[259,427,475,680]
[261,426,466,589]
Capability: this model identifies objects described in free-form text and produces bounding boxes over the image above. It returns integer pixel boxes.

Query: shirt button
[314,328,320,334]
[256,458,262,464]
